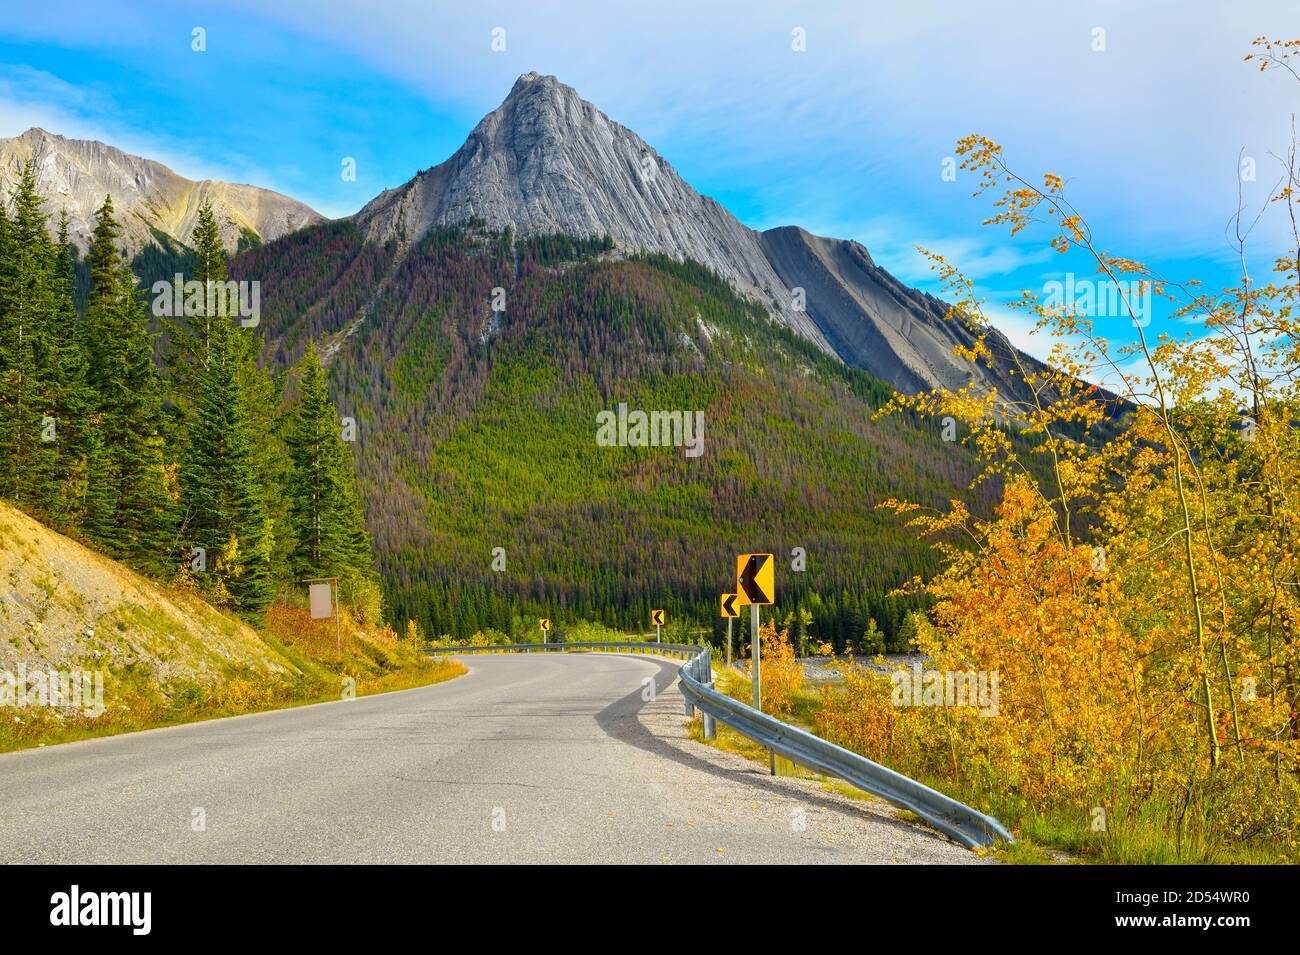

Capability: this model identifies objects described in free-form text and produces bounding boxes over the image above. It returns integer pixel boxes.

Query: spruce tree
[0,162,58,508]
[171,201,275,617]
[80,197,172,570]
[77,421,116,545]
[45,212,96,527]
[82,195,122,394]
[184,309,273,618]
[161,200,221,411]
[108,261,173,568]
[0,202,15,492]
[75,197,125,543]
[284,342,374,586]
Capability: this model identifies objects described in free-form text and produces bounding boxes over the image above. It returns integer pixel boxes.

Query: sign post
[651,609,665,643]
[735,553,775,774]
[720,593,739,667]
[539,618,551,649]
[305,577,342,654]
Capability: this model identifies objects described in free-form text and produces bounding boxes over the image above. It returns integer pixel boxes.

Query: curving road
[0,652,985,864]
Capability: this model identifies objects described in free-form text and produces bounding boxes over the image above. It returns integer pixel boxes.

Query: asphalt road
[0,652,985,864]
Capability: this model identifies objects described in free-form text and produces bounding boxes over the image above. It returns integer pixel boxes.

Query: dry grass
[0,604,465,753]
[0,501,466,752]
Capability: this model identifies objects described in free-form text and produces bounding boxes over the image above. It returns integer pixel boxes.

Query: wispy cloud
[0,63,303,198]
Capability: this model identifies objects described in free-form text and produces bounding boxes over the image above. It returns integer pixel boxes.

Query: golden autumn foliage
[817,37,1300,858]
[741,622,803,717]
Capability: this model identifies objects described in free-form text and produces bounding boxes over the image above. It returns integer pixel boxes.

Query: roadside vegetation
[695,38,1299,865]
[0,152,457,753]
[1,601,463,753]
[695,597,1291,863]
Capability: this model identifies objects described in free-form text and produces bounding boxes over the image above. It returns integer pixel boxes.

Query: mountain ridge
[352,72,830,347]
[350,72,1045,401]
[0,127,325,256]
[2,76,1050,403]
[757,225,1039,399]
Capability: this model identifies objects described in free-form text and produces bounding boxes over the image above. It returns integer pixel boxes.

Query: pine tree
[284,341,374,586]
[0,162,59,508]
[171,201,276,617]
[77,420,116,545]
[0,202,15,493]
[80,197,173,570]
[81,195,122,395]
[161,201,221,412]
[184,312,273,618]
[73,197,125,543]
[45,212,96,527]
[109,262,173,569]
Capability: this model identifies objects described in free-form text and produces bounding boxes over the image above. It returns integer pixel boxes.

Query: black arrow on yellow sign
[720,593,739,618]
[736,553,774,605]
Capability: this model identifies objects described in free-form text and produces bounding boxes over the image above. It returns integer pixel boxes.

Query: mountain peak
[475,70,594,146]
[353,73,830,348]
[0,128,324,254]
[510,70,556,90]
[349,75,1044,401]
[505,71,578,100]
[17,126,61,142]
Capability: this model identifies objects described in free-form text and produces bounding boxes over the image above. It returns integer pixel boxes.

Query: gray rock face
[759,226,1048,401]
[355,72,1044,399]
[0,128,324,255]
[353,72,831,350]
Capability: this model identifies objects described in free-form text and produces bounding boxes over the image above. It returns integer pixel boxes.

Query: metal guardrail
[426,641,702,658]
[427,641,1013,850]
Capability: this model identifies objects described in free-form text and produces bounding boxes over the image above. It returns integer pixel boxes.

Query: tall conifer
[0,162,58,507]
[185,314,273,617]
[285,342,374,585]
[81,197,172,569]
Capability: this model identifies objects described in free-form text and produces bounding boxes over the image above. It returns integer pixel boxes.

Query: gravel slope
[0,652,985,864]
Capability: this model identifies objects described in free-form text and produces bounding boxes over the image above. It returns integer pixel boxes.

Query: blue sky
[1,1,1297,380]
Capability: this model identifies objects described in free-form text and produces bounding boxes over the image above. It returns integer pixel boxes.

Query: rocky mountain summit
[354,72,1042,399]
[3,76,1046,401]
[353,72,831,349]
[0,127,323,255]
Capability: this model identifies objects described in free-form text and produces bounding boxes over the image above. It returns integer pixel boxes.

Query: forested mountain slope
[235,222,999,647]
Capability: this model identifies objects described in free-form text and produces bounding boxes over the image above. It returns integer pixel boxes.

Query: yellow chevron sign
[651,609,665,627]
[735,553,774,605]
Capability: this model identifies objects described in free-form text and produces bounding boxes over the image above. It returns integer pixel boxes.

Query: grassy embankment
[0,604,464,753]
